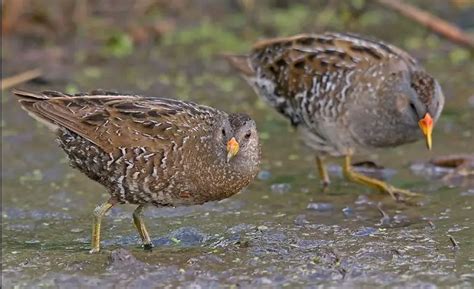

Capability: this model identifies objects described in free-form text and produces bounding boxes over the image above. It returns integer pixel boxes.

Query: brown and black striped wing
[233,33,419,123]
[14,90,219,153]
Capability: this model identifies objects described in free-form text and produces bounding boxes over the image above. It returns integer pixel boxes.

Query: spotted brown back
[227,32,422,125]
[14,89,219,153]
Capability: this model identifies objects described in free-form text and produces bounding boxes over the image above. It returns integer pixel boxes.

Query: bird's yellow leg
[342,155,420,200]
[133,204,153,250]
[316,156,330,188]
[90,198,116,253]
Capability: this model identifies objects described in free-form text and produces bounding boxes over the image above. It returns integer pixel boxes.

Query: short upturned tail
[12,89,62,131]
[221,53,255,76]
[13,88,50,102]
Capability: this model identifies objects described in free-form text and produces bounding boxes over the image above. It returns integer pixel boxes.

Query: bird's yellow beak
[418,113,433,150]
[226,137,239,163]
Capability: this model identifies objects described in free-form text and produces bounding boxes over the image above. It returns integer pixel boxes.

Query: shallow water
[2,1,474,288]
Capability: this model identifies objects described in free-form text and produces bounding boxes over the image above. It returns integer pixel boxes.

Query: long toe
[386,185,422,201]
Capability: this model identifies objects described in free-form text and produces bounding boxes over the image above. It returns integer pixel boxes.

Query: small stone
[270,183,291,194]
[392,214,409,224]
[259,277,273,285]
[166,227,206,246]
[25,240,40,244]
[354,195,371,205]
[342,206,354,217]
[257,170,271,180]
[307,202,334,212]
[108,248,145,270]
[300,187,310,193]
[294,214,310,225]
[468,95,474,108]
[257,225,268,232]
[461,189,474,196]
[353,227,377,237]
[70,228,83,233]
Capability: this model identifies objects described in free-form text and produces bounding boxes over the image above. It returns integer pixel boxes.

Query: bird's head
[396,70,445,150]
[214,113,260,170]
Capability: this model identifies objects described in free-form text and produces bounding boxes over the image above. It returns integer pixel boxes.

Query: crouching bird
[226,32,444,200]
[13,89,260,253]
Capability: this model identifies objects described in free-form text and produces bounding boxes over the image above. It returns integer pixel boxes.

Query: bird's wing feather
[14,89,219,153]
[231,33,419,122]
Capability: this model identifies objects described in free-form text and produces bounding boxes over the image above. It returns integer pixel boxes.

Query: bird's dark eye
[222,128,226,137]
[244,131,251,139]
[409,103,417,113]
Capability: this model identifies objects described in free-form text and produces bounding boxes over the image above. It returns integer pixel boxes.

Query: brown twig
[375,0,474,49]
[377,202,390,226]
[448,235,460,250]
[2,0,26,35]
[1,69,42,91]
[427,220,436,229]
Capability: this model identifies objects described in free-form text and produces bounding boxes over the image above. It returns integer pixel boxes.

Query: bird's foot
[383,184,421,202]
[143,243,153,251]
[89,247,101,254]
[321,180,330,192]
[343,155,422,202]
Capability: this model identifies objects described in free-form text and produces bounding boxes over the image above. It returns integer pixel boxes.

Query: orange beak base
[226,137,240,163]
[418,113,433,150]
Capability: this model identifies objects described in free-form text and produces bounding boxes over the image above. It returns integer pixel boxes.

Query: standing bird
[13,89,261,253]
[226,32,444,200]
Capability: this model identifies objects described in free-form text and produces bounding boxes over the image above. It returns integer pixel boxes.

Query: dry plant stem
[448,235,460,250]
[2,0,26,34]
[376,0,474,49]
[1,69,42,91]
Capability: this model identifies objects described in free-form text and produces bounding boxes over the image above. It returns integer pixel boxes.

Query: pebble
[294,214,310,225]
[353,227,377,237]
[342,207,354,217]
[25,240,40,244]
[270,183,291,194]
[70,228,84,233]
[257,170,272,180]
[257,225,269,232]
[154,227,207,247]
[307,202,334,212]
[170,227,205,244]
[354,195,371,205]
[468,95,474,108]
[108,248,145,271]
[460,189,474,196]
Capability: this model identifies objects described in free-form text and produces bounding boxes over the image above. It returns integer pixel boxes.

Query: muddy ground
[2,1,473,288]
